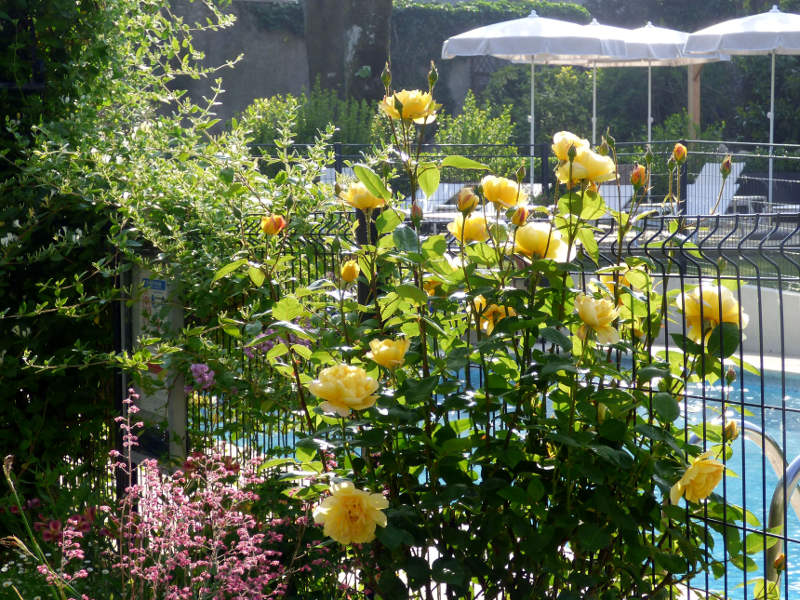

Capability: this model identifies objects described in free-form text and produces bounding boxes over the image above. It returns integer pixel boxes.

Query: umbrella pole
[531,62,535,189]
[592,65,597,145]
[769,51,775,208]
[647,64,652,146]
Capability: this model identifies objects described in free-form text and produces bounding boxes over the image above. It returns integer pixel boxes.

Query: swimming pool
[685,368,800,597]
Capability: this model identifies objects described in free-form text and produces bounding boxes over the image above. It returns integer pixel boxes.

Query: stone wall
[171,0,309,125]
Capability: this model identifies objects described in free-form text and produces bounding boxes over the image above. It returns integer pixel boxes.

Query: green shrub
[434,91,524,182]
[246,79,376,147]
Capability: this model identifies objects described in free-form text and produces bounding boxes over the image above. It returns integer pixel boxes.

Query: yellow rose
[312,481,389,545]
[447,214,489,243]
[367,337,411,370]
[340,260,360,284]
[676,283,749,343]
[670,451,724,504]
[672,142,687,164]
[260,214,287,236]
[575,293,620,345]
[423,278,442,296]
[308,364,379,417]
[473,295,515,335]
[556,149,616,184]
[510,205,529,227]
[630,163,647,188]
[340,181,386,212]
[379,89,437,124]
[480,175,526,209]
[514,222,571,262]
[551,131,590,162]
[456,187,480,213]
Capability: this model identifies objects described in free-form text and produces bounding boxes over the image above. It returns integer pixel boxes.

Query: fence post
[334,142,343,174]
[539,142,550,200]
[678,141,688,217]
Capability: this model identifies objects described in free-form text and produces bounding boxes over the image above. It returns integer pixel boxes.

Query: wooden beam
[688,64,703,139]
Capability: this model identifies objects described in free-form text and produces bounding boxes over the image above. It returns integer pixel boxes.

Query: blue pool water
[685,368,800,597]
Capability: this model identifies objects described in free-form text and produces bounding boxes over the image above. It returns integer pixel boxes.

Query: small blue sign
[142,278,167,291]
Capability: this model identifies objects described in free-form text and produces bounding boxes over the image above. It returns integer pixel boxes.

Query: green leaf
[498,485,529,505]
[247,266,265,287]
[396,283,427,305]
[421,234,447,258]
[745,530,780,554]
[218,167,234,184]
[272,296,304,321]
[730,553,759,572]
[636,364,670,382]
[670,333,704,355]
[375,525,414,550]
[267,342,288,361]
[753,579,780,600]
[707,322,741,359]
[558,190,607,220]
[376,209,402,234]
[576,226,598,264]
[432,558,466,586]
[418,162,440,199]
[441,155,489,170]
[393,224,420,252]
[353,163,391,200]
[291,344,312,360]
[576,523,610,552]
[295,445,315,463]
[404,375,439,404]
[653,392,680,422]
[213,259,247,282]
[539,327,571,350]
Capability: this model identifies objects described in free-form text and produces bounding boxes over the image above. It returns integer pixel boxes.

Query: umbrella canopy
[591,22,728,144]
[685,4,800,205]
[442,12,638,180]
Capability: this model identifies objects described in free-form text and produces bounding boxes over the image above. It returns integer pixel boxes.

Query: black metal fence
[187,143,800,599]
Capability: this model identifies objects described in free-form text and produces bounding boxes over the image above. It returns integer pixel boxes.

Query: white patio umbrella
[590,22,728,145]
[685,4,800,206]
[441,11,635,180]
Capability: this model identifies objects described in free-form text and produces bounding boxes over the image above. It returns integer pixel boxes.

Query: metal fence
[187,143,800,599]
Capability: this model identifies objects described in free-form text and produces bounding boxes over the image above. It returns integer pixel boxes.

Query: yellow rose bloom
[423,278,442,296]
[473,295,515,335]
[552,131,590,162]
[575,293,620,345]
[514,222,571,262]
[556,148,616,185]
[480,175,527,209]
[340,260,360,284]
[308,364,379,417]
[379,89,437,124]
[670,451,724,504]
[672,142,687,164]
[676,283,749,343]
[456,187,480,213]
[367,337,411,370]
[447,214,489,243]
[340,181,386,212]
[313,481,389,545]
[260,214,287,236]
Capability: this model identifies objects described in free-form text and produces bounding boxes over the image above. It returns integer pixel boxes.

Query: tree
[303,0,391,101]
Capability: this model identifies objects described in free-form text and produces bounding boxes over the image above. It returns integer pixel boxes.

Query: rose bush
[2,13,773,596]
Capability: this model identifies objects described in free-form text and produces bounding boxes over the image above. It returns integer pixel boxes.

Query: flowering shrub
[2,1,777,596]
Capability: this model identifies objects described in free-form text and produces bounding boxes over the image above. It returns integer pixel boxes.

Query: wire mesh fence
[185,142,800,598]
